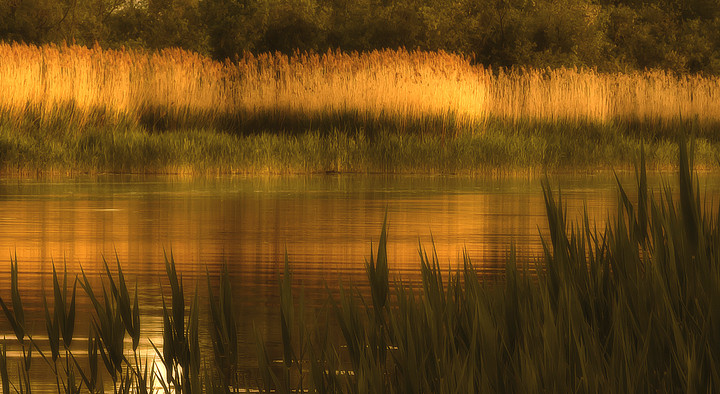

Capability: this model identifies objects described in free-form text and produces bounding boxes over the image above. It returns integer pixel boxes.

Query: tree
[0,0,68,43]
[528,0,610,69]
[201,0,260,59]
[255,0,330,53]
[144,0,208,52]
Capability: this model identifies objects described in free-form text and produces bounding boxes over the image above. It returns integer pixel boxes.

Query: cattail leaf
[0,295,23,343]
[65,278,77,348]
[10,257,24,334]
[88,326,99,391]
[0,257,25,342]
[165,252,186,340]
[52,264,66,338]
[42,291,59,362]
[111,309,125,373]
[0,343,8,394]
[24,342,32,372]
[132,282,140,351]
[189,288,201,377]
[161,296,174,384]
[221,265,238,361]
[94,319,115,380]
[79,266,105,319]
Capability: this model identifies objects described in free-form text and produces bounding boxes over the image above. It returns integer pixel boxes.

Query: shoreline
[0,123,718,176]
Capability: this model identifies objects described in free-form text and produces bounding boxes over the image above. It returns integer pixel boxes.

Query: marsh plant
[3,43,720,135]
[254,141,720,393]
[5,43,720,174]
[0,141,719,392]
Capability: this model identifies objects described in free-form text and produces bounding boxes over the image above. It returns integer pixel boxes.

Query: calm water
[0,171,716,389]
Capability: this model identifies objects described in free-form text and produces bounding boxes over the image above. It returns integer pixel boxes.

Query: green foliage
[3,105,720,174]
[4,0,720,73]
[199,0,258,59]
[257,0,330,53]
[0,0,66,44]
[144,0,208,52]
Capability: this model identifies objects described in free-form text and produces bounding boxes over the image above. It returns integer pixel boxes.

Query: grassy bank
[0,142,718,392]
[2,116,720,174]
[3,43,720,174]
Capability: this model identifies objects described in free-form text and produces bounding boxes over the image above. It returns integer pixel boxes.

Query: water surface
[0,171,715,389]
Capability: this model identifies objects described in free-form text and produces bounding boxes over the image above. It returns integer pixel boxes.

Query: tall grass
[3,42,720,173]
[3,115,720,174]
[0,142,719,392]
[3,43,720,136]
[0,44,486,135]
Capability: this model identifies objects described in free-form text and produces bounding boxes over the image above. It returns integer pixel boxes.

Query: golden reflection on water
[0,172,709,390]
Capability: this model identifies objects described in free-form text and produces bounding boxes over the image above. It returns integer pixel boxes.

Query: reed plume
[2,43,719,134]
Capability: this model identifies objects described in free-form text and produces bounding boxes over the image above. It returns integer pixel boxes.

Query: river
[0,171,714,390]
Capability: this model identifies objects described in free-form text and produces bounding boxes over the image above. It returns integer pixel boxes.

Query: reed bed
[3,43,720,136]
[0,143,718,392]
[3,121,719,174]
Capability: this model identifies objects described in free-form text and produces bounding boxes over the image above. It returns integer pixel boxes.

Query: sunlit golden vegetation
[2,42,720,134]
[1,43,720,174]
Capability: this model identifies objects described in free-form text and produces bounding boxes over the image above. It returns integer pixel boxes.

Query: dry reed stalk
[1,42,720,131]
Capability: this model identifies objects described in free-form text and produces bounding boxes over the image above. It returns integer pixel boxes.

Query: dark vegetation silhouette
[3,0,720,74]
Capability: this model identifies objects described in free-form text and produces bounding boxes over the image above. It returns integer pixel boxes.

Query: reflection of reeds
[3,43,720,135]
[1,143,720,391]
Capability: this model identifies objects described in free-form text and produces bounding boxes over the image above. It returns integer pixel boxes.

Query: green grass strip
[1,115,720,174]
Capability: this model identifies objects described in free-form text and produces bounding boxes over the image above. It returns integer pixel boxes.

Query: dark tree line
[2,0,720,74]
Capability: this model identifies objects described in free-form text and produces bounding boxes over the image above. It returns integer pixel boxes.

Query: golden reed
[1,42,719,130]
